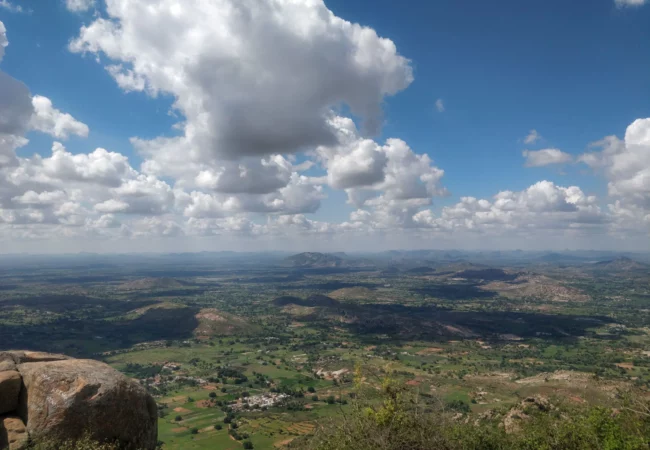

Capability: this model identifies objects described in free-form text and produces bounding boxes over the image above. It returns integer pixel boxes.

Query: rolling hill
[284,252,345,268]
[592,257,648,272]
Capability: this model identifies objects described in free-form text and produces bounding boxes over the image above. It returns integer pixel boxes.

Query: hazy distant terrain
[1,250,649,449]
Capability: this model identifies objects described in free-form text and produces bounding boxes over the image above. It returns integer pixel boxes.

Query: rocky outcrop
[0,417,27,450]
[0,351,157,450]
[503,396,553,434]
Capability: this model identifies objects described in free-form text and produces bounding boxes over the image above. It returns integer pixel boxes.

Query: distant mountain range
[592,257,648,271]
[285,252,346,268]
[534,252,592,263]
[284,252,375,269]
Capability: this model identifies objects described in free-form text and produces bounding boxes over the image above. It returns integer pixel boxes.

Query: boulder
[0,416,28,450]
[18,358,157,449]
[503,395,553,434]
[0,372,21,415]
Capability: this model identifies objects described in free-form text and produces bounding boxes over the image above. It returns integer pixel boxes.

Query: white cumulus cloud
[579,119,650,202]
[70,0,413,161]
[413,181,603,234]
[30,95,89,139]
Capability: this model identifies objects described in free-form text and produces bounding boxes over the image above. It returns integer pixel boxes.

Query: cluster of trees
[269,385,307,398]
[123,363,163,378]
[216,366,249,384]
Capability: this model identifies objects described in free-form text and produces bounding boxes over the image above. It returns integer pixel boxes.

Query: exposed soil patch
[196,312,225,322]
[481,275,590,302]
[416,347,444,355]
[286,422,315,434]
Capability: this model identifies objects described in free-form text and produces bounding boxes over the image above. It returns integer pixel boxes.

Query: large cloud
[579,118,650,232]
[0,21,34,169]
[70,0,413,162]
[317,116,447,206]
[0,72,33,137]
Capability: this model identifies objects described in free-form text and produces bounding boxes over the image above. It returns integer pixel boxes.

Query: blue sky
[0,0,649,252]
[328,0,650,196]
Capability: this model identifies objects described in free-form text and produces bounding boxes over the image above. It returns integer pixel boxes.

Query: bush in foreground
[306,370,650,450]
[29,434,121,450]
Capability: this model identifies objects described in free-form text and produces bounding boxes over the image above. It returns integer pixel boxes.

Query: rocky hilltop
[0,351,157,450]
[285,252,345,268]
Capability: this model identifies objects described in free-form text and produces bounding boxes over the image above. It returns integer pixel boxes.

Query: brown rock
[0,351,70,366]
[0,354,16,373]
[0,353,21,368]
[18,359,157,449]
[0,362,15,373]
[0,416,28,450]
[0,371,21,415]
[20,351,70,363]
